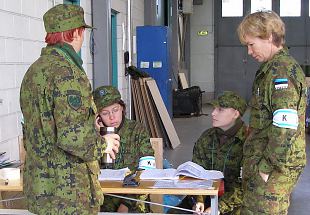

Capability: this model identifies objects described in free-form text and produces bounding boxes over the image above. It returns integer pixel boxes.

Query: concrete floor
[166,105,310,215]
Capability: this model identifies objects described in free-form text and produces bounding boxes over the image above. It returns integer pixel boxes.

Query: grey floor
[166,104,310,215]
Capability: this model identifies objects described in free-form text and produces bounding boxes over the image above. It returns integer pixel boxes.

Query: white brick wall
[0,0,93,160]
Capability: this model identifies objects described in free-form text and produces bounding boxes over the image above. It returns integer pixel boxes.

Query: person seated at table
[93,85,154,213]
[168,91,247,215]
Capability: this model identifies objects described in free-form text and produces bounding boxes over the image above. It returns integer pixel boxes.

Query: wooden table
[0,179,22,192]
[100,179,220,215]
[1,175,219,215]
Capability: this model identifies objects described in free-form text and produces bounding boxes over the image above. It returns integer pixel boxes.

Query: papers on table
[175,161,224,180]
[139,161,224,180]
[0,152,19,169]
[152,179,214,189]
[140,168,179,180]
[98,167,130,181]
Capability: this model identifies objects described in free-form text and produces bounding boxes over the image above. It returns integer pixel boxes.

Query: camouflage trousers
[100,194,149,212]
[27,198,100,215]
[241,169,302,215]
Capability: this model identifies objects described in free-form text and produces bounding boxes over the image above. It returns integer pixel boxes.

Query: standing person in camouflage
[168,91,248,215]
[93,85,155,213]
[237,11,307,214]
[20,4,120,215]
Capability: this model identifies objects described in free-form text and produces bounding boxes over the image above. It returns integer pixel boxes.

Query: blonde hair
[237,11,285,47]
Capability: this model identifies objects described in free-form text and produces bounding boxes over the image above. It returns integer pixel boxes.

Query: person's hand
[203,207,211,215]
[204,207,220,215]
[117,203,129,213]
[193,202,204,214]
[95,114,103,131]
[103,133,120,159]
[259,171,269,182]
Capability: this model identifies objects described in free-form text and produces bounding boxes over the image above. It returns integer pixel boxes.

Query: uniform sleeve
[136,124,154,157]
[120,194,149,212]
[52,67,105,161]
[192,131,211,168]
[258,62,305,174]
[192,131,211,203]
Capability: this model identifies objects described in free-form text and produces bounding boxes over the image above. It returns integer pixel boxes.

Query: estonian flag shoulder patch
[274,78,288,90]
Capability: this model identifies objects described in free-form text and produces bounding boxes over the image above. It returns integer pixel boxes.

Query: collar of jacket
[216,117,244,140]
[257,46,289,77]
[43,43,84,71]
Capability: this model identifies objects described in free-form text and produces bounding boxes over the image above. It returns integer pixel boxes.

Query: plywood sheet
[178,72,189,89]
[146,79,181,149]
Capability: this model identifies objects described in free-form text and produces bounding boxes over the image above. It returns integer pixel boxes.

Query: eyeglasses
[100,105,121,117]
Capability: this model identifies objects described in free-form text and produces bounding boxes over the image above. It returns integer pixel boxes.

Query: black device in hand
[123,171,140,187]
[99,126,117,169]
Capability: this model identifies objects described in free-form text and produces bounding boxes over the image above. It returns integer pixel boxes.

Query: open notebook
[98,167,130,181]
[140,161,224,180]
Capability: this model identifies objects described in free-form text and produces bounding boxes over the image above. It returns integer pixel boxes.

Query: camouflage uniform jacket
[192,118,247,214]
[101,118,154,212]
[20,43,105,215]
[242,48,306,185]
[243,47,307,182]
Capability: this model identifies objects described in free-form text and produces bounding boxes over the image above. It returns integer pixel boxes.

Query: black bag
[173,86,204,117]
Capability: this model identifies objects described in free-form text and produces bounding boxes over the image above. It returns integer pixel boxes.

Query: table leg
[210,195,218,215]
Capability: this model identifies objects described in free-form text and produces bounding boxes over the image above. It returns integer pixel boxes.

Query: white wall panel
[0,65,16,90]
[85,63,93,82]
[0,38,5,62]
[15,65,26,88]
[36,0,49,18]
[0,12,14,38]
[23,41,44,63]
[0,114,18,141]
[112,0,127,13]
[22,0,37,17]
[6,39,23,63]
[13,15,29,39]
[8,88,20,113]
[80,0,92,14]
[29,19,45,42]
[5,0,22,14]
[0,90,9,116]
[0,0,4,9]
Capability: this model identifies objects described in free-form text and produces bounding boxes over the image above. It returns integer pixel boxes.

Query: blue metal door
[136,26,172,117]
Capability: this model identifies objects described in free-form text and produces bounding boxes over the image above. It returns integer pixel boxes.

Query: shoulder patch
[274,78,288,90]
[273,109,298,130]
[67,94,82,111]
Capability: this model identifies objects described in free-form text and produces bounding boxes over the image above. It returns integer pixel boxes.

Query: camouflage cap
[43,4,92,33]
[211,91,247,116]
[93,86,121,111]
